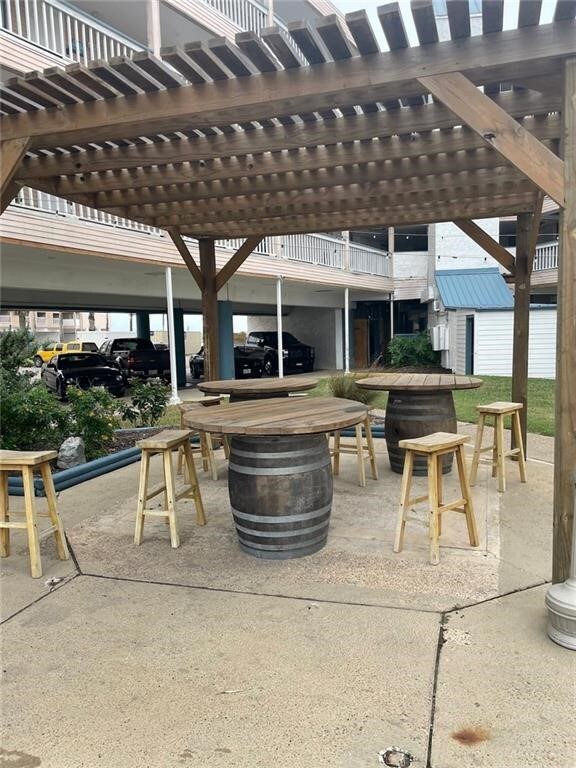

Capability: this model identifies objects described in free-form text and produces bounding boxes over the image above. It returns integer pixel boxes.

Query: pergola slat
[446,0,472,39]
[411,1,439,45]
[518,0,542,27]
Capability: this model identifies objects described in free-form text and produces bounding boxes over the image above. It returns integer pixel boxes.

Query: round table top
[356,373,483,392]
[198,376,319,396]
[183,396,367,436]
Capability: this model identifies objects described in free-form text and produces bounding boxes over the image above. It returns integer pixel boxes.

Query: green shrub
[326,373,379,406]
[0,381,70,451]
[66,386,121,460]
[388,332,440,368]
[0,329,37,372]
[121,377,170,427]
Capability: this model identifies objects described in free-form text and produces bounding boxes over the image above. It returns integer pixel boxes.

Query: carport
[0,5,574,583]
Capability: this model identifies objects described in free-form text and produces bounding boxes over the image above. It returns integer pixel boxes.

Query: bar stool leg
[365,416,378,481]
[162,449,180,548]
[332,431,341,476]
[491,416,499,479]
[0,470,10,557]
[134,450,150,545]
[495,414,506,492]
[512,410,527,483]
[456,444,479,547]
[222,435,230,460]
[428,453,441,566]
[393,450,414,554]
[469,413,485,486]
[22,467,42,578]
[40,463,69,561]
[199,433,210,473]
[355,424,366,487]
[176,445,184,477]
[183,443,206,526]
[436,452,443,538]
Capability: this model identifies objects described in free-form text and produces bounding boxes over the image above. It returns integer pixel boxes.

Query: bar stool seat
[332,414,378,487]
[393,432,479,565]
[469,402,527,493]
[0,450,69,578]
[135,429,205,549]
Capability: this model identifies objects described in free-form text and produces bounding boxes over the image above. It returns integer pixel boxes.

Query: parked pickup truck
[190,345,264,380]
[246,331,315,376]
[99,337,171,380]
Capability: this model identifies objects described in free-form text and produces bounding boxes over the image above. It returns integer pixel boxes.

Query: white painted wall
[449,308,557,379]
[246,307,340,370]
[430,219,508,272]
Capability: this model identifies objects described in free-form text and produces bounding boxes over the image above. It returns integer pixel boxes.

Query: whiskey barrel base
[228,434,333,559]
[385,390,457,475]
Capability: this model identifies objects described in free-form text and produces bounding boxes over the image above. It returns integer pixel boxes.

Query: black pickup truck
[246,331,315,376]
[190,344,265,379]
[99,337,171,380]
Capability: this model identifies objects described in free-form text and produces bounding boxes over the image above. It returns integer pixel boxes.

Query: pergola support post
[552,57,576,584]
[199,238,219,382]
[165,267,180,405]
[511,212,533,453]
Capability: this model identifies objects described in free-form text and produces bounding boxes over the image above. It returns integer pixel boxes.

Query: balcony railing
[9,188,390,277]
[0,0,143,64]
[533,242,559,272]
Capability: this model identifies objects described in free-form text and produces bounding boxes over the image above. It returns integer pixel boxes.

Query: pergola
[0,1,574,582]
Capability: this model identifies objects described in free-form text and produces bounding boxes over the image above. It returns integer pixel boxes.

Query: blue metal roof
[435,268,514,310]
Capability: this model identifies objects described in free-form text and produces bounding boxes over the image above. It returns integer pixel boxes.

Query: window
[55,343,63,351]
[67,343,80,350]
[395,226,428,252]
[36,312,46,319]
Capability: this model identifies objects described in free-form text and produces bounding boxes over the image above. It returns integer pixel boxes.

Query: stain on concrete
[451,725,491,746]
[0,748,42,767]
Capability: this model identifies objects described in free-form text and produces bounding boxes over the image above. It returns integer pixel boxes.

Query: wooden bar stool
[176,399,228,482]
[332,414,378,487]
[393,432,479,566]
[0,450,69,578]
[135,429,206,549]
[469,402,527,493]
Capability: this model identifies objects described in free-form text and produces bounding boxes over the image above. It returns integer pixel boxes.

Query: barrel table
[356,373,482,475]
[183,397,367,559]
[198,375,319,402]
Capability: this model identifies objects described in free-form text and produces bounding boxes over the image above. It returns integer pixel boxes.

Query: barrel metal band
[231,503,331,525]
[229,458,330,476]
[237,531,328,551]
[231,446,322,460]
[234,519,329,539]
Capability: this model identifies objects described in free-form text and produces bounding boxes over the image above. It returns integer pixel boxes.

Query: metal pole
[165,267,180,404]
[276,276,284,378]
[344,287,350,374]
[388,226,395,344]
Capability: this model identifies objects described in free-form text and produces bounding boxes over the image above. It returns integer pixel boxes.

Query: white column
[343,230,350,271]
[146,0,161,56]
[390,292,394,339]
[165,267,180,404]
[276,276,284,378]
[267,0,274,25]
[388,226,395,342]
[344,287,350,374]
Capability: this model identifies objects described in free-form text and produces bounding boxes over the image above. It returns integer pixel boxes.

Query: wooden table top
[356,373,483,392]
[183,396,367,436]
[198,376,319,396]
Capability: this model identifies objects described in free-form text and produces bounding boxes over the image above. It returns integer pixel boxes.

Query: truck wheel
[34,355,43,368]
[263,356,275,377]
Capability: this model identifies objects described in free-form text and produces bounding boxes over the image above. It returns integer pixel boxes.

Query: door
[354,319,369,369]
[465,316,474,375]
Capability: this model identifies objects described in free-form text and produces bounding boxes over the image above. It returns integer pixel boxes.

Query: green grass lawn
[310,375,555,436]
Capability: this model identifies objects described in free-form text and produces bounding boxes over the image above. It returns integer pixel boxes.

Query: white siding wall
[473,309,557,378]
[431,219,506,272]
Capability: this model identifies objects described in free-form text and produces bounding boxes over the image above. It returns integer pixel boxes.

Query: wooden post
[511,212,532,454]
[553,58,576,584]
[199,238,219,381]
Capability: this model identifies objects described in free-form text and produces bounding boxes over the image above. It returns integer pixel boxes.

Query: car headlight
[115,375,124,381]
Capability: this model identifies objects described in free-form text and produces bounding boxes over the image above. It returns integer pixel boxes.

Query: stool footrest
[438,498,466,514]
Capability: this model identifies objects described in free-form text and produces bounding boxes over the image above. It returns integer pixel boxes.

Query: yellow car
[34,340,99,367]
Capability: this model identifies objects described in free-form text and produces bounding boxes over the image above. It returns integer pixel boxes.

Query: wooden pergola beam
[15,90,561,181]
[178,196,536,239]
[0,181,21,216]
[168,229,203,290]
[0,137,30,203]
[199,238,219,382]
[553,56,576,584]
[418,71,565,206]
[453,218,516,273]
[2,22,574,149]
[215,237,263,292]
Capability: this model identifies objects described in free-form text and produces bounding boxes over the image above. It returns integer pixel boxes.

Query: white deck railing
[533,242,559,271]
[9,190,389,276]
[0,0,142,64]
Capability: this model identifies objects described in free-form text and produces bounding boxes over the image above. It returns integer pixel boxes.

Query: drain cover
[378,748,415,767]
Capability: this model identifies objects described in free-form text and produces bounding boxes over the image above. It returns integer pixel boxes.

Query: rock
[57,437,86,469]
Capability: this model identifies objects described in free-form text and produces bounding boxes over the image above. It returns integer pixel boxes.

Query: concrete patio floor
[1,432,574,767]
